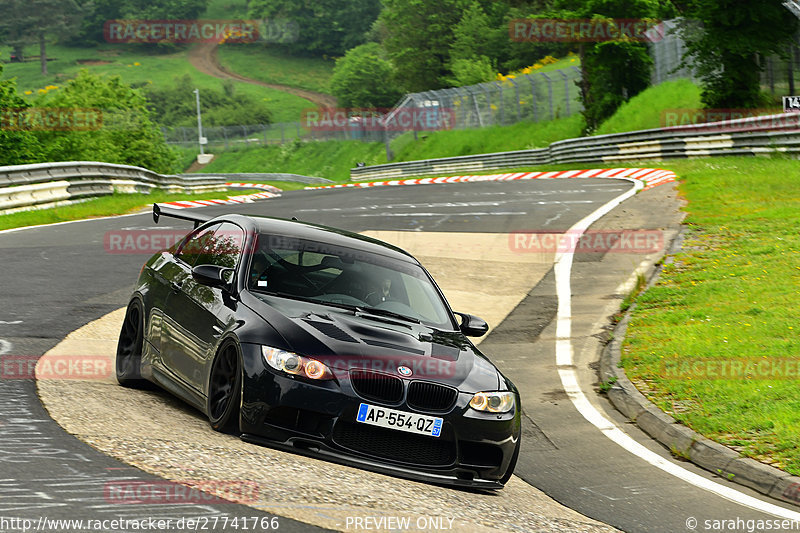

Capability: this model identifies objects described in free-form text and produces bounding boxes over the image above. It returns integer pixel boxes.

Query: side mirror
[455,312,489,337]
[192,264,234,289]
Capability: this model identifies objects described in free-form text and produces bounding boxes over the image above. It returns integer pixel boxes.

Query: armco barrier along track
[0,164,332,214]
[351,112,800,181]
[0,161,226,214]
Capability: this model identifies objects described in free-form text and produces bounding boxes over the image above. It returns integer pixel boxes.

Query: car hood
[245,292,500,391]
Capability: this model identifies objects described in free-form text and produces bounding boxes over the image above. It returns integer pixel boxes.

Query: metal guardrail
[351,112,800,180]
[0,161,227,214]
[185,173,332,184]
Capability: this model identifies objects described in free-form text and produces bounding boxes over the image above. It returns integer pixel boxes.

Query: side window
[176,224,220,267]
[201,222,245,269]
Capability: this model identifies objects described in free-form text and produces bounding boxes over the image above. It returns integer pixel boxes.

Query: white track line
[553,178,800,520]
[0,339,13,356]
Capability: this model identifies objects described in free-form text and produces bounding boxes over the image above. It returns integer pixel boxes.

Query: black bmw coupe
[116,204,521,488]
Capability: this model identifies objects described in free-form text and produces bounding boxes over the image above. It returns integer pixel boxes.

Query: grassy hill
[594,79,702,135]
[217,47,335,94]
[0,0,335,125]
[2,43,314,124]
[197,78,702,180]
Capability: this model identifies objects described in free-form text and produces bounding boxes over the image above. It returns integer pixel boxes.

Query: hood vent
[430,344,459,361]
[363,339,425,356]
[303,320,358,343]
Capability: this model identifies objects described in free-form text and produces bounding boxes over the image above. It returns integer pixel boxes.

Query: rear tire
[115,299,148,388]
[207,342,242,434]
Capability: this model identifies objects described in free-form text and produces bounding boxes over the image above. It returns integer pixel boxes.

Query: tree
[248,0,381,56]
[0,61,45,165]
[379,0,470,92]
[446,57,496,86]
[675,0,798,108]
[581,40,652,130]
[69,0,210,44]
[442,1,497,86]
[450,2,494,63]
[142,75,273,127]
[330,43,405,107]
[34,70,179,173]
[551,0,662,132]
[69,0,130,45]
[0,0,83,75]
[121,0,209,20]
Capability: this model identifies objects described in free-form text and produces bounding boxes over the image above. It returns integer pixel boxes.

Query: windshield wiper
[256,290,358,313]
[355,306,421,324]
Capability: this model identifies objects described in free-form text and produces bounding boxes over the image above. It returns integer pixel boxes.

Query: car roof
[218,214,418,264]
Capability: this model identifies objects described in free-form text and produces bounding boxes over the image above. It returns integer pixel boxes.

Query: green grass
[217,46,335,94]
[1,42,314,124]
[183,78,701,175]
[198,140,387,180]
[190,116,586,176]
[0,188,265,231]
[594,79,702,135]
[391,115,585,161]
[615,157,800,475]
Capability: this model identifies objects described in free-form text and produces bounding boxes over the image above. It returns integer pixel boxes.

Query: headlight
[261,346,333,380]
[469,391,515,413]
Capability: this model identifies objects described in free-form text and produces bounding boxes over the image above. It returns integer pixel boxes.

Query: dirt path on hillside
[188,43,336,108]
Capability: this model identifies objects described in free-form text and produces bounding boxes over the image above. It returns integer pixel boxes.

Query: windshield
[248,233,454,329]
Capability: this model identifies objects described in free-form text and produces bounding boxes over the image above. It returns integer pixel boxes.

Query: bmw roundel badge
[397,366,412,377]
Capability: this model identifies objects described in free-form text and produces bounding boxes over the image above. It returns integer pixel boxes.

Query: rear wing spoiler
[152,204,213,229]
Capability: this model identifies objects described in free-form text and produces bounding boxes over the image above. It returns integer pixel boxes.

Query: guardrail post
[483,85,493,126]
[571,66,582,110]
[527,75,538,123]
[541,72,554,120]
[495,82,505,125]
[558,69,570,116]
[454,87,466,129]
[471,88,483,128]
[510,78,521,122]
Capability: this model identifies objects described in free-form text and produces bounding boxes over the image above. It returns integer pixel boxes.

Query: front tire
[116,299,148,388]
[207,342,242,434]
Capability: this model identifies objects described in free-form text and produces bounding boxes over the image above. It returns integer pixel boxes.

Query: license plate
[356,403,442,438]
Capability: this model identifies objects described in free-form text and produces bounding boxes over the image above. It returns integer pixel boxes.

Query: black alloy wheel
[208,342,242,433]
[116,299,147,388]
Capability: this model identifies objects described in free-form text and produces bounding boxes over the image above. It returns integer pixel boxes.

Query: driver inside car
[366,277,393,306]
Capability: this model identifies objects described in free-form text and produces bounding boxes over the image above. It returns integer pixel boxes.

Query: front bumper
[239,343,521,489]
